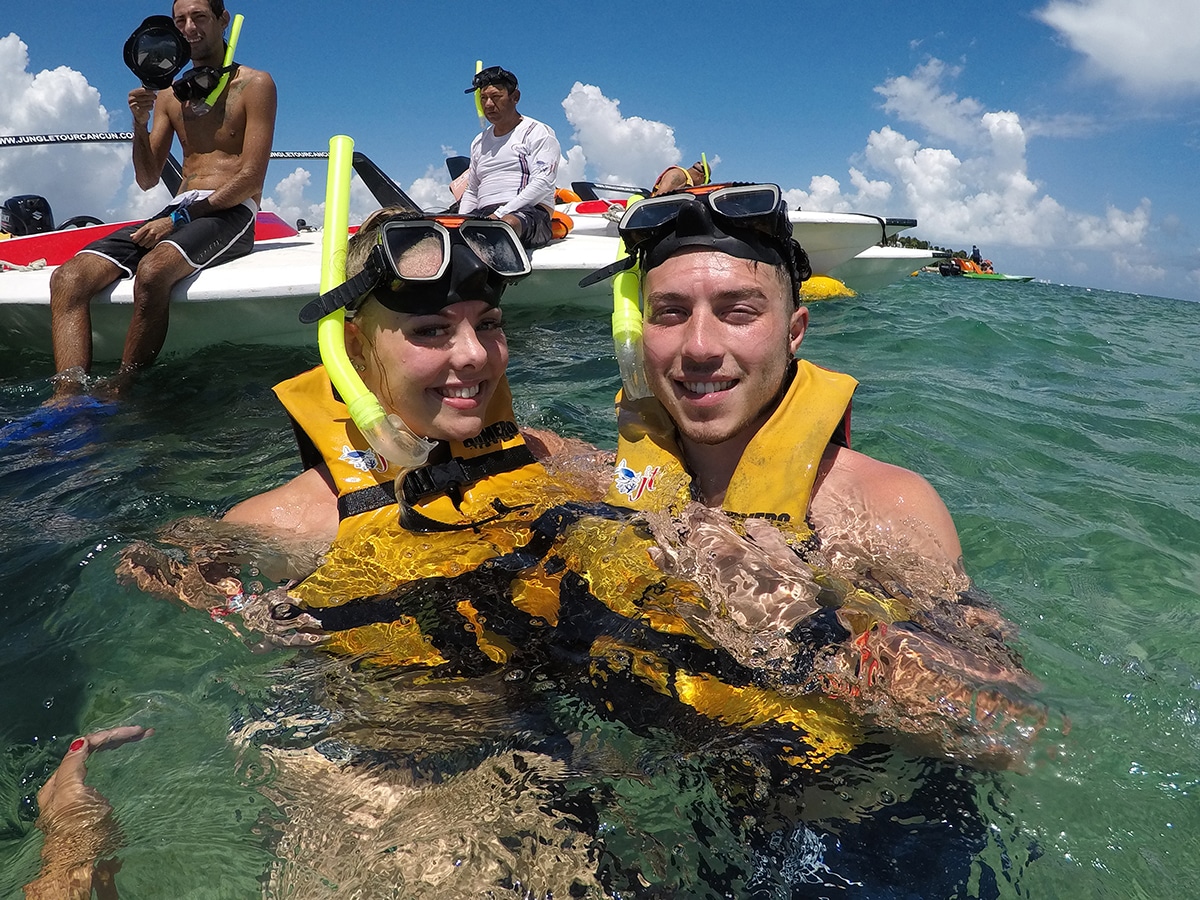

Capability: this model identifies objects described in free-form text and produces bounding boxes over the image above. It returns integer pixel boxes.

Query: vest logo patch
[339,444,387,473]
[462,420,519,451]
[614,458,659,503]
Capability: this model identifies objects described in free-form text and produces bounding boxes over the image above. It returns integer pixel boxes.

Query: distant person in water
[49,0,276,395]
[457,66,560,250]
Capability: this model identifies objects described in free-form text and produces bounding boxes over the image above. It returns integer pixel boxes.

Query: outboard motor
[1,195,55,236]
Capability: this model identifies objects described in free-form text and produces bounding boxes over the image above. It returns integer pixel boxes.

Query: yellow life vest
[272,365,866,768]
[270,365,1024,768]
[605,359,858,538]
[275,366,553,540]
[282,498,862,768]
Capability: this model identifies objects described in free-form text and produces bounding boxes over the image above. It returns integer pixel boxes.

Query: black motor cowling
[1,195,55,236]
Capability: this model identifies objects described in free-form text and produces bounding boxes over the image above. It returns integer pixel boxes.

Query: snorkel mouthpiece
[317,135,436,470]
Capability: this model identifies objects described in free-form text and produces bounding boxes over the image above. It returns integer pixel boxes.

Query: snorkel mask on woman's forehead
[579,183,812,295]
[300,215,531,323]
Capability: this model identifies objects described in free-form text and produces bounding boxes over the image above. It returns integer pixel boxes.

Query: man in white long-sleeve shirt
[460,66,560,249]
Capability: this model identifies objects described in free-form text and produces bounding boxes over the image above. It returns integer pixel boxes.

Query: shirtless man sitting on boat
[49,0,276,395]
[457,66,560,250]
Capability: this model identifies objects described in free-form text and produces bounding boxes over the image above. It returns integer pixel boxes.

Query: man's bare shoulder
[228,65,277,106]
[234,64,275,88]
[810,444,964,572]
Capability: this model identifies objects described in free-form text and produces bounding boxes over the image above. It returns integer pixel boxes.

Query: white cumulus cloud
[1036,0,1200,95]
[560,83,683,187]
[791,59,1152,256]
[0,33,130,225]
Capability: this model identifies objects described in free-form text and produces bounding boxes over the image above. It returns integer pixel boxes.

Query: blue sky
[2,0,1199,300]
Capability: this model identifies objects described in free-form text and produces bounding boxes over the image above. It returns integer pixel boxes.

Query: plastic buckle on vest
[403,459,472,504]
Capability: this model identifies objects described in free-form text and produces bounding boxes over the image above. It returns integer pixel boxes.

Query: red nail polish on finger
[69,738,85,752]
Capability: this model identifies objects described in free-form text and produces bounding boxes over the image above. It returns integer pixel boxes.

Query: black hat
[123,16,189,90]
[465,66,518,94]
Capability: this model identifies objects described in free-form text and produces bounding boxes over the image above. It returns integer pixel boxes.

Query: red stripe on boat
[0,211,301,268]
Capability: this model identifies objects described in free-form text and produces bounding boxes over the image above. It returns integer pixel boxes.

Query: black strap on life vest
[400,444,537,505]
[337,480,397,520]
[334,444,539,523]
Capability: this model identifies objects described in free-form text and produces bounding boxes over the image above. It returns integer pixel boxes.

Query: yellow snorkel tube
[188,12,242,115]
[473,59,486,129]
[612,195,651,400]
[318,135,437,469]
[207,13,242,107]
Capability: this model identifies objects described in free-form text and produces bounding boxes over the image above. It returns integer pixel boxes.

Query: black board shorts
[475,203,552,250]
[78,201,256,278]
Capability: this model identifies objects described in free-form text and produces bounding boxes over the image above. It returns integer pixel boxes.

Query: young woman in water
[28,209,615,895]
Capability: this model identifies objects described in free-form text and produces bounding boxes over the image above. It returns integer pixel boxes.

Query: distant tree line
[884,235,972,258]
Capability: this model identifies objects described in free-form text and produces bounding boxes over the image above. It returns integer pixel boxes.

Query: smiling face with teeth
[642,248,808,495]
[172,0,229,68]
[345,298,508,444]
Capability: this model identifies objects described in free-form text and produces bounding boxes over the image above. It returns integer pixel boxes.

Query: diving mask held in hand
[124,11,244,115]
[123,16,189,90]
[300,216,532,323]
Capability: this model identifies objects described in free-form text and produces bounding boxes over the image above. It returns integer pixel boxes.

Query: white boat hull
[830,246,948,293]
[1,211,915,360]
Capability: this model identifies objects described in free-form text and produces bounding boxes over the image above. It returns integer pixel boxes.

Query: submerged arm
[24,727,151,900]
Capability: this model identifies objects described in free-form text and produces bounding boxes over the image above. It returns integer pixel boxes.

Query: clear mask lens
[709,185,781,218]
[459,222,531,278]
[382,223,451,281]
[136,34,186,76]
[380,219,530,282]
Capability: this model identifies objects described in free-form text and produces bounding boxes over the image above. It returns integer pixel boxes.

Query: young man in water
[457,66,560,250]
[598,185,965,580]
[49,0,276,393]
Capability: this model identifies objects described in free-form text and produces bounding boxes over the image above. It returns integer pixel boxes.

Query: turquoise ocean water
[1,273,1198,897]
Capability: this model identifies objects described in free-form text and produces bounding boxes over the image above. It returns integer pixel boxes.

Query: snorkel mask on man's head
[299,213,532,324]
[579,183,812,302]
